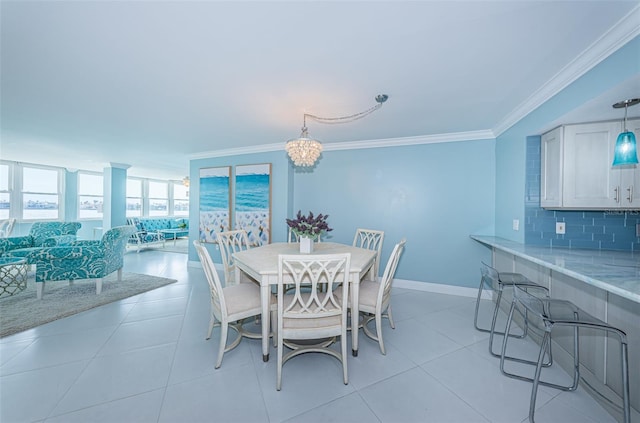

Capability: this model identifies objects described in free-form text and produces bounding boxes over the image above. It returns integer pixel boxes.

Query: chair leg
[37,282,44,300]
[117,268,123,281]
[341,332,348,385]
[387,305,395,329]
[96,278,103,294]
[528,332,550,423]
[206,313,217,340]
[375,311,386,355]
[473,276,486,331]
[215,322,228,369]
[277,325,283,390]
[620,337,631,423]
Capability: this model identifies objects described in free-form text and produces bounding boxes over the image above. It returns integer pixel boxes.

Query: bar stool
[500,284,630,423]
[474,261,550,357]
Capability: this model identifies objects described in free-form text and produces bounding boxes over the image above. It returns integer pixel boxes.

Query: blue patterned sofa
[0,221,82,264]
[126,217,189,251]
[29,225,135,299]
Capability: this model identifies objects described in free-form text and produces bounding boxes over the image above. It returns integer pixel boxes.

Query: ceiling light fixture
[285,94,389,167]
[612,98,639,166]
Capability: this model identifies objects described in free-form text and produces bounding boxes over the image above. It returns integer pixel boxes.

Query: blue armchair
[0,221,82,263]
[29,225,135,299]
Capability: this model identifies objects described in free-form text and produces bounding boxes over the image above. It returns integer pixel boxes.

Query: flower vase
[299,236,314,254]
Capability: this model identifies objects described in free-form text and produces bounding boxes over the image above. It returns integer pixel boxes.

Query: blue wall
[187,36,640,289]
[495,35,640,243]
[291,140,496,288]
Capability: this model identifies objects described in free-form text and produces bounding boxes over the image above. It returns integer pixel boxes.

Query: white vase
[299,236,314,253]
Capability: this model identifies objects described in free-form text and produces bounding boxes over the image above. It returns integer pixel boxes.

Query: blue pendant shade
[612,98,640,166]
[612,131,639,166]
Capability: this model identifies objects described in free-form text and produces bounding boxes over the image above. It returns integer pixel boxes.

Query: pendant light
[612,98,639,166]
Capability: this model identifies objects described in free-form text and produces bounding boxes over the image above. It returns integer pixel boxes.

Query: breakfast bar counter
[471,235,640,417]
[470,235,640,303]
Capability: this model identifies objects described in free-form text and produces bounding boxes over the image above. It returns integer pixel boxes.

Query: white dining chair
[276,253,351,390]
[352,228,384,278]
[356,238,405,355]
[216,229,255,286]
[193,240,271,369]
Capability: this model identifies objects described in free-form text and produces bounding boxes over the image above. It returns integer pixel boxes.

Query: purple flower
[286,210,333,239]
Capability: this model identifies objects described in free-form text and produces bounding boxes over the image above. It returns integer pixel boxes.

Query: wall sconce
[285,94,389,167]
[612,98,639,166]
[182,176,190,188]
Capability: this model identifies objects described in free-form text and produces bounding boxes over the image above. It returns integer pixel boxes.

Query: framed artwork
[199,166,231,242]
[234,163,271,246]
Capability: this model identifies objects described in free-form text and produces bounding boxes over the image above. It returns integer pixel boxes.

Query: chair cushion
[223,283,262,315]
[357,280,381,308]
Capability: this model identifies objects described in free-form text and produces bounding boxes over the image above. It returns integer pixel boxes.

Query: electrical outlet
[556,222,566,235]
[513,219,519,231]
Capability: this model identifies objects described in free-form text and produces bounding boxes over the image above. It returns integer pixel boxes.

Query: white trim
[189,130,495,159]
[492,4,640,136]
[394,278,488,299]
[187,259,488,299]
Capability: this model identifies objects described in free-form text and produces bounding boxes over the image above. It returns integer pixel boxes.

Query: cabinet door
[619,118,640,208]
[540,127,563,208]
[563,122,620,209]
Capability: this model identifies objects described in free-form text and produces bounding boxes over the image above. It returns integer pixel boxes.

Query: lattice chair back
[352,228,385,277]
[193,241,225,324]
[276,253,351,390]
[216,229,251,286]
[378,238,406,309]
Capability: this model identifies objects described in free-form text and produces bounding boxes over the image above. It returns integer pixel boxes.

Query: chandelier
[285,94,389,167]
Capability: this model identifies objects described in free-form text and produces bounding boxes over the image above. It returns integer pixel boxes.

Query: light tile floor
[0,249,635,423]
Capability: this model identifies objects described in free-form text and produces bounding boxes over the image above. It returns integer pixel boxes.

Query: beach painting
[199,166,231,242]
[234,163,271,246]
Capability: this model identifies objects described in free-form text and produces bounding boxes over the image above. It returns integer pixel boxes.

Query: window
[22,166,61,220]
[148,181,168,216]
[173,181,189,217]
[0,163,10,219]
[78,172,103,219]
[126,178,142,217]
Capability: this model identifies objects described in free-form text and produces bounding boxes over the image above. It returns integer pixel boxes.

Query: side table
[0,257,28,298]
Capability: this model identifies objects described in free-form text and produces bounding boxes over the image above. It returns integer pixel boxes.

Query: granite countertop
[470,235,640,303]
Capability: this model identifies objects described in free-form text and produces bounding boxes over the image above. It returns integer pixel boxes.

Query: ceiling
[1,1,639,181]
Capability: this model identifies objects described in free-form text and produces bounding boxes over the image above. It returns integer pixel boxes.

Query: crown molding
[321,130,495,151]
[492,4,640,136]
[188,130,496,159]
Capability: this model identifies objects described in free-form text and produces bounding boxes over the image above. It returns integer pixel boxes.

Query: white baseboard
[188,259,487,299]
[393,278,488,299]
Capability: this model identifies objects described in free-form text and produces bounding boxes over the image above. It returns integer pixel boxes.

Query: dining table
[233,241,377,362]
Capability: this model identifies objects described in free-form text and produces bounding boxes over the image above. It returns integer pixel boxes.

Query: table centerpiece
[286,210,333,253]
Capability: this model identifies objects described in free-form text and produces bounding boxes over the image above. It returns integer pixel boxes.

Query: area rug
[0,272,177,338]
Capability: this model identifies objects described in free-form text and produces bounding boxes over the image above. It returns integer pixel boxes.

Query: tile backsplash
[525,136,640,251]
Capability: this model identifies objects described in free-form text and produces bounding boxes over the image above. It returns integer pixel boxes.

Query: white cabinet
[540,127,563,208]
[541,119,640,210]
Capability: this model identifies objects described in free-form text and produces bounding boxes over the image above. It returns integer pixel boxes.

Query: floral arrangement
[286,210,333,240]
